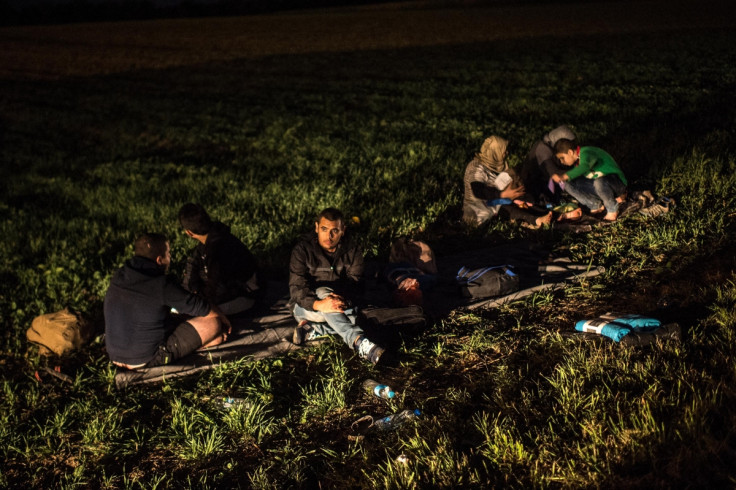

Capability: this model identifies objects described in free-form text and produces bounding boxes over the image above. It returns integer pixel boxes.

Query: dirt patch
[0,0,733,80]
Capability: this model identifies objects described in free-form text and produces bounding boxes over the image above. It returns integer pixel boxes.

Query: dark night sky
[1,0,424,25]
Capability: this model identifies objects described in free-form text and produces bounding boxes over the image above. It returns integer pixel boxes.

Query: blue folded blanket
[598,313,661,332]
[575,314,661,342]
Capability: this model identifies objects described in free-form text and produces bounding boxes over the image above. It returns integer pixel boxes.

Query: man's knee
[188,315,223,344]
[152,321,203,365]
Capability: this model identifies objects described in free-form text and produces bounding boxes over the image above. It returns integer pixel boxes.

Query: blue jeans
[565,175,626,213]
[292,287,363,348]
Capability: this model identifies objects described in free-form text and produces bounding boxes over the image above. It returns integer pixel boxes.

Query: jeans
[292,287,363,348]
[564,175,626,213]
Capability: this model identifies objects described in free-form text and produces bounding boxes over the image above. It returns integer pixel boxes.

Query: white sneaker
[356,337,385,365]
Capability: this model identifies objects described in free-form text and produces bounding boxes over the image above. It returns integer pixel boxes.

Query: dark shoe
[357,337,385,365]
[292,320,311,345]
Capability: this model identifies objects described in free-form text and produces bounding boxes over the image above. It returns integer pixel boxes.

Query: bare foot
[536,212,553,227]
[603,211,618,221]
[616,193,627,204]
[557,207,583,222]
[590,206,605,215]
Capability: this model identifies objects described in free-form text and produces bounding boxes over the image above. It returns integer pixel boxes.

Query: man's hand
[397,277,420,291]
[500,185,525,200]
[552,173,567,184]
[313,293,347,313]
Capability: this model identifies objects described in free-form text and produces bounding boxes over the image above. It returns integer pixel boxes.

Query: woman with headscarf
[462,135,552,227]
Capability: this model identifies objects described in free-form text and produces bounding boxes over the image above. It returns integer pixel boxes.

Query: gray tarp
[115,242,604,388]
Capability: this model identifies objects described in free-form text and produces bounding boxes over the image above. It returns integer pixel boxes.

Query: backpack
[26,308,94,356]
[359,305,428,347]
[456,265,520,300]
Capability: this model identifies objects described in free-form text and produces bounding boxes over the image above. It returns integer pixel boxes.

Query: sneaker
[356,337,385,365]
[292,320,311,345]
[639,197,674,218]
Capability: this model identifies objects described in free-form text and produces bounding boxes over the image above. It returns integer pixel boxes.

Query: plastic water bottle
[373,409,421,430]
[363,379,395,399]
[221,397,250,409]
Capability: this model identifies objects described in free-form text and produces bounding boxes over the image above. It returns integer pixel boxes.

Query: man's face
[315,217,345,253]
[556,150,577,167]
[157,242,172,271]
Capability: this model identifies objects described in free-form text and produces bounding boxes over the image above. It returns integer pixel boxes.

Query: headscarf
[477,135,508,173]
[543,125,576,147]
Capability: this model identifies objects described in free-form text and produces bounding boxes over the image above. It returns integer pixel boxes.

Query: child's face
[556,150,577,167]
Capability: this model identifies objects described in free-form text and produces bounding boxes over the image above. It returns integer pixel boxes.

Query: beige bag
[26,308,93,356]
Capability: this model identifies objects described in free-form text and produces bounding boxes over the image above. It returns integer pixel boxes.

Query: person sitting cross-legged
[104,232,231,370]
[288,207,385,365]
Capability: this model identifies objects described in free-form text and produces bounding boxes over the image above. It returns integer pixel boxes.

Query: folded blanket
[575,314,662,342]
[575,318,631,342]
[598,313,661,332]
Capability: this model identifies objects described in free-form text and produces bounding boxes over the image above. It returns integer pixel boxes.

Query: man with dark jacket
[289,207,384,365]
[104,232,230,369]
[179,203,263,316]
[517,125,578,206]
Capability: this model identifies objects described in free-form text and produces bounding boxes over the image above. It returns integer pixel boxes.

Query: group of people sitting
[462,125,628,225]
[104,205,393,369]
[104,125,628,370]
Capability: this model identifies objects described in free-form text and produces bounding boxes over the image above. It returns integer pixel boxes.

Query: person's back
[105,255,209,365]
[104,233,227,369]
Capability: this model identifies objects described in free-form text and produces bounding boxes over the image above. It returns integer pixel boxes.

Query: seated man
[516,125,577,207]
[289,207,385,365]
[104,232,230,369]
[178,203,264,316]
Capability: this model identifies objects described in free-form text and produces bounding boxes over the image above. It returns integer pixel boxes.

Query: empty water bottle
[221,396,250,409]
[363,379,395,399]
[373,409,421,431]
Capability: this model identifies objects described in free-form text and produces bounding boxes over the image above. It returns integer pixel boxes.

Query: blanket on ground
[561,322,681,346]
[114,241,604,388]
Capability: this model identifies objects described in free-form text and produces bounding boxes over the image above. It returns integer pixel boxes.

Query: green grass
[1,12,736,489]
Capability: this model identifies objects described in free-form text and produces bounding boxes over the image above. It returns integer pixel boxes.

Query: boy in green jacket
[552,139,627,221]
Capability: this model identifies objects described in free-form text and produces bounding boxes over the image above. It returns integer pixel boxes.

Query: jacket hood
[543,125,576,147]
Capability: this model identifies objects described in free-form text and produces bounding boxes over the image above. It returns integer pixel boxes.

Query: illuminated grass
[1,9,736,489]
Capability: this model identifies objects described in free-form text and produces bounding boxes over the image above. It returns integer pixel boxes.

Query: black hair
[554,138,576,154]
[316,207,344,226]
[389,237,422,265]
[178,203,213,235]
[134,233,168,261]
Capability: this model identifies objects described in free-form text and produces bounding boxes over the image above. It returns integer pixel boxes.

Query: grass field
[2,1,736,487]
